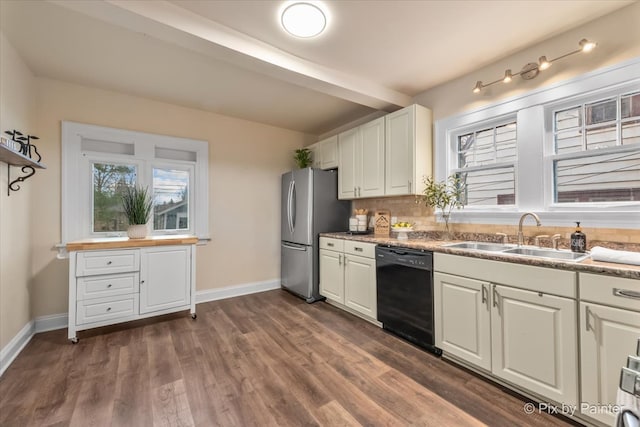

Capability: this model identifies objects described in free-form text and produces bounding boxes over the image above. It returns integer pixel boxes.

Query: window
[62,122,209,243]
[551,91,640,204]
[434,57,640,228]
[454,121,517,206]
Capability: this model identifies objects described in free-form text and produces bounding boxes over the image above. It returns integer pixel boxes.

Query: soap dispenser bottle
[570,222,586,253]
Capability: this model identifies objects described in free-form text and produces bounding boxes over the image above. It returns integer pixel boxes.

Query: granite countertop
[320,232,640,280]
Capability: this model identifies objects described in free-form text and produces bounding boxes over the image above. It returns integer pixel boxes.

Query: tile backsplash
[353,196,640,245]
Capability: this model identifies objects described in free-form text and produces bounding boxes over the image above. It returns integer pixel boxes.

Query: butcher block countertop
[320,232,640,280]
[66,235,198,251]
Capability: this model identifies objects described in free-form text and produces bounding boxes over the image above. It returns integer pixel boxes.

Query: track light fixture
[472,39,597,93]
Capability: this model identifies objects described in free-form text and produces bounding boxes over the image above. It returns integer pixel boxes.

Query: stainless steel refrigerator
[281,168,350,302]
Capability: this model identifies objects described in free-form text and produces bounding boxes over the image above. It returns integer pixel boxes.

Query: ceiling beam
[50,0,412,110]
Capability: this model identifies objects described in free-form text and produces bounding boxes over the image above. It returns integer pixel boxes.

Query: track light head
[538,56,551,70]
[579,39,597,53]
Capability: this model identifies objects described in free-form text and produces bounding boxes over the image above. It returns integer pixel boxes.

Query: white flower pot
[127,224,148,239]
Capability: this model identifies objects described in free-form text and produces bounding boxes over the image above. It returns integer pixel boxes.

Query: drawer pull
[106,307,112,312]
[107,284,112,288]
[141,280,145,284]
[614,288,640,300]
[107,261,112,265]
[327,243,334,247]
[355,247,363,252]
[585,305,592,332]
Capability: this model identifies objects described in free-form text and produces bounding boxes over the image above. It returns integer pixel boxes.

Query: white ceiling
[0,0,633,135]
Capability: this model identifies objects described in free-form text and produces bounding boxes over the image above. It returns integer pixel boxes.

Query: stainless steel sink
[502,247,589,261]
[445,242,511,252]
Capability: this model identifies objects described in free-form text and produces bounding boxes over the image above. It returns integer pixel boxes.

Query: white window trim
[61,121,209,243]
[435,56,640,228]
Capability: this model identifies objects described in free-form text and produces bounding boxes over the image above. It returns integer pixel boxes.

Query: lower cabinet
[319,238,377,320]
[68,243,196,342]
[579,273,640,426]
[434,253,578,408]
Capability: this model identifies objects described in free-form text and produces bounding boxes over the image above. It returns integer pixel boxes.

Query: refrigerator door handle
[291,181,296,231]
[282,242,307,251]
[287,181,294,234]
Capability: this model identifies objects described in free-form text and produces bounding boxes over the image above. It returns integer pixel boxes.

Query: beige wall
[30,78,313,318]
[414,2,640,121]
[0,33,37,349]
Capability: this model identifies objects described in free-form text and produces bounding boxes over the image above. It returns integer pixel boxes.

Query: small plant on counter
[121,185,153,239]
[420,174,466,236]
[293,148,313,169]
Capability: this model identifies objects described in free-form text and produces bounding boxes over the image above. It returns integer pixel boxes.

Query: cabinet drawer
[76,250,140,277]
[580,273,640,311]
[76,293,138,325]
[320,237,344,252]
[77,273,139,301]
[344,241,375,259]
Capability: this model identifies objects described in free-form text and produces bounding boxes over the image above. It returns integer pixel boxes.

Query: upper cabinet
[337,117,385,200]
[334,104,432,200]
[310,135,339,170]
[385,104,432,196]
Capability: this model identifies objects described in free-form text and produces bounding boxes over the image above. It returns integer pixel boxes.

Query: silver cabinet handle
[492,284,499,309]
[141,280,145,284]
[327,242,334,247]
[354,247,363,252]
[481,284,487,305]
[614,288,640,300]
[106,307,112,312]
[107,261,112,265]
[358,187,361,197]
[107,284,112,288]
[338,254,342,265]
[354,186,357,196]
[408,180,412,192]
[585,305,592,332]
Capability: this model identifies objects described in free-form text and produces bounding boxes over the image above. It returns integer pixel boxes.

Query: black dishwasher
[376,245,441,355]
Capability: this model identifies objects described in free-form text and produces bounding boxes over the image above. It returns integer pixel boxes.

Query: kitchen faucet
[517,212,542,246]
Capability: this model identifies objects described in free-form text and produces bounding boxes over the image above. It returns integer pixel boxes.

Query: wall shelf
[0,144,46,195]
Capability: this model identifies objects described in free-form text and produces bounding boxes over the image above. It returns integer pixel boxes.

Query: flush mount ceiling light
[281,2,327,38]
[473,39,597,93]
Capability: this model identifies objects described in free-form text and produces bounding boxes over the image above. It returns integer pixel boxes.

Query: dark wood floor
[0,289,579,427]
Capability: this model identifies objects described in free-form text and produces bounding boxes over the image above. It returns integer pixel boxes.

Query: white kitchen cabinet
[491,284,577,407]
[337,128,359,199]
[319,248,344,303]
[579,273,640,426]
[434,272,491,371]
[67,241,196,342]
[434,253,578,408]
[310,135,339,170]
[385,104,432,196]
[140,246,191,314]
[319,238,377,320]
[359,117,385,198]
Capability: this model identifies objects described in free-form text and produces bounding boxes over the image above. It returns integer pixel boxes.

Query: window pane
[92,163,136,232]
[456,167,515,206]
[586,97,617,126]
[495,123,517,161]
[554,151,640,203]
[555,107,581,131]
[555,129,583,154]
[457,121,516,168]
[586,123,617,150]
[622,92,640,119]
[153,168,189,231]
[622,119,640,145]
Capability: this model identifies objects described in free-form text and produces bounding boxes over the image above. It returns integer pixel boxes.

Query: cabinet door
[308,142,322,169]
[491,285,577,406]
[319,249,344,304]
[344,254,376,319]
[359,117,385,198]
[140,246,191,314]
[320,135,338,170]
[337,128,359,199]
[434,272,491,371]
[580,302,640,426]
[385,106,414,196]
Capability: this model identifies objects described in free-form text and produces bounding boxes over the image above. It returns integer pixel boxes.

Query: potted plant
[420,174,465,237]
[293,148,312,169]
[121,185,153,239]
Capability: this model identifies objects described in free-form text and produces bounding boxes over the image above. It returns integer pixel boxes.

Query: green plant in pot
[121,185,153,239]
[293,148,312,169]
[420,174,465,238]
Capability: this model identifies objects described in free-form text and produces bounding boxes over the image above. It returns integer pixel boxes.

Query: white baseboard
[0,279,281,377]
[35,313,69,333]
[195,279,281,304]
[0,320,35,377]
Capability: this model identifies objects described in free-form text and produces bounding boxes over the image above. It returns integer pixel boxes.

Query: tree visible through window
[92,163,136,232]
